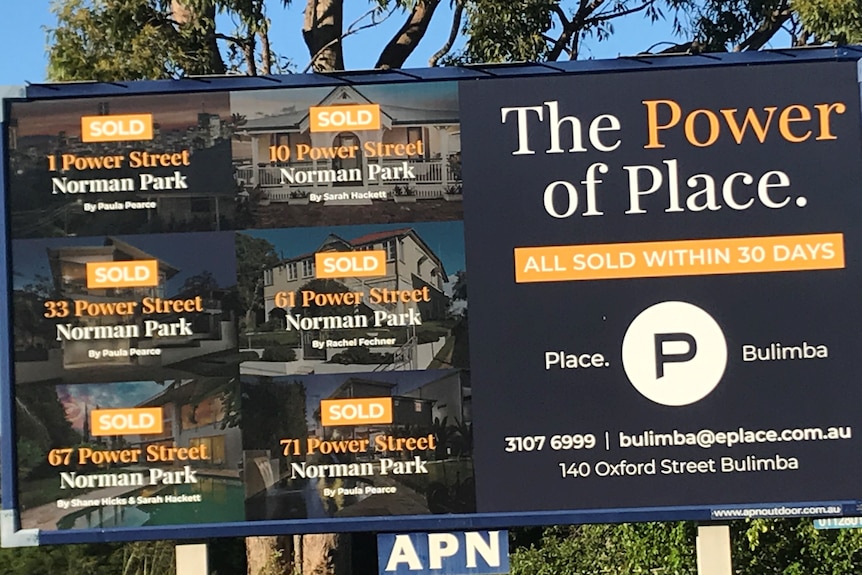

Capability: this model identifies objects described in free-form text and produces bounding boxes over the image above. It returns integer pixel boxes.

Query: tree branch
[584,1,655,26]
[429,0,465,67]
[376,0,442,69]
[547,0,618,61]
[733,6,792,51]
[303,0,344,72]
[303,7,396,72]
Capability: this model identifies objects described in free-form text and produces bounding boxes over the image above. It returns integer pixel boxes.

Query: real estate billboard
[2,49,862,546]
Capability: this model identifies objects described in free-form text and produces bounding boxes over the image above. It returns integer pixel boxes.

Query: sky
[0,1,689,87]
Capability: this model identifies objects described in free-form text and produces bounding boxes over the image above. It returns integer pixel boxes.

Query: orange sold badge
[81,114,153,142]
[86,260,159,289]
[316,251,386,279]
[91,408,163,436]
[310,104,380,132]
[321,398,393,426]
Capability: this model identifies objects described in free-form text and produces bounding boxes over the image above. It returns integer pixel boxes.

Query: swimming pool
[57,476,245,530]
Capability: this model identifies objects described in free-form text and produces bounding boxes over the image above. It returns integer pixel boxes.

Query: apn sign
[377,531,509,575]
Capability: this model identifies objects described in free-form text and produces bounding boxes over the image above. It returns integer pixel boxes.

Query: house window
[302,259,315,278]
[383,239,397,262]
[287,263,298,281]
[399,239,405,263]
[190,435,227,466]
[263,269,273,286]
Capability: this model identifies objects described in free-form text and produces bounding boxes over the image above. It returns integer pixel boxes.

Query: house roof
[46,236,180,287]
[240,84,458,132]
[327,376,397,400]
[348,227,413,246]
[273,227,447,281]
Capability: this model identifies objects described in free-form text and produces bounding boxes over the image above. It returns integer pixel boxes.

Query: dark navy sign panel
[377,531,509,575]
[461,60,862,512]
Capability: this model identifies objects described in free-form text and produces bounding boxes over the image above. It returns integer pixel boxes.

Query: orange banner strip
[514,233,844,283]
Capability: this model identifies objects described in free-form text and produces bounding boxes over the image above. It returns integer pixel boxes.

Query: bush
[261,347,297,361]
[328,347,393,365]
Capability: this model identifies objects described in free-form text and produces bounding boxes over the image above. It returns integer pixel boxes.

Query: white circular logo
[622,301,727,406]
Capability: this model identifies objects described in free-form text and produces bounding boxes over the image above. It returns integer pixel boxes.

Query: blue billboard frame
[2,46,862,547]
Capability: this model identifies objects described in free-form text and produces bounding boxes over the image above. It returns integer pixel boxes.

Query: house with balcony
[233,85,461,202]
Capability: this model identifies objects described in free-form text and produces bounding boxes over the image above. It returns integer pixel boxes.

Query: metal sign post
[696,526,732,575]
[175,543,208,575]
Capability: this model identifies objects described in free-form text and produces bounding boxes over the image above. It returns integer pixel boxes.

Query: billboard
[2,48,862,546]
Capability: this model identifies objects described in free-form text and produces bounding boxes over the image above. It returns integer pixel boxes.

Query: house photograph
[242,368,474,521]
[230,81,463,228]
[17,378,244,531]
[12,231,240,385]
[8,92,237,238]
[237,221,468,377]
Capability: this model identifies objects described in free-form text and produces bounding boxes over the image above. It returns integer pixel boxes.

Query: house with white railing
[232,85,462,203]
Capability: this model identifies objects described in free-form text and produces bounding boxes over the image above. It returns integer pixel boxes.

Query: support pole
[696,525,732,575]
[176,542,208,575]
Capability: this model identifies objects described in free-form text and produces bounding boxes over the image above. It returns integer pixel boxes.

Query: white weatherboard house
[234,85,461,201]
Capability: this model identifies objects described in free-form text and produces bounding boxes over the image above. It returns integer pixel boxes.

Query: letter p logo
[622,301,727,406]
[654,332,697,378]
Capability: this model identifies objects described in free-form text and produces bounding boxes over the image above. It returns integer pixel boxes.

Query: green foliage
[241,378,308,449]
[734,518,862,575]
[327,346,394,364]
[235,233,280,330]
[510,520,862,575]
[795,0,862,43]
[48,0,192,80]
[0,541,176,575]
[455,0,556,63]
[511,523,696,575]
[47,0,862,81]
[261,346,297,361]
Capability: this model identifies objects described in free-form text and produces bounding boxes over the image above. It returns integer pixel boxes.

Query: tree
[509,520,862,575]
[48,0,862,80]
[510,523,696,575]
[235,233,280,331]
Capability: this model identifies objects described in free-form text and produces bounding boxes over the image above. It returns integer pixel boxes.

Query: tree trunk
[246,534,350,575]
[303,0,345,72]
[171,0,226,74]
[301,533,351,574]
[246,535,293,575]
[377,0,442,69]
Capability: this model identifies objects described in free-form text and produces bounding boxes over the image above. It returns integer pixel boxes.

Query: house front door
[332,132,362,186]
